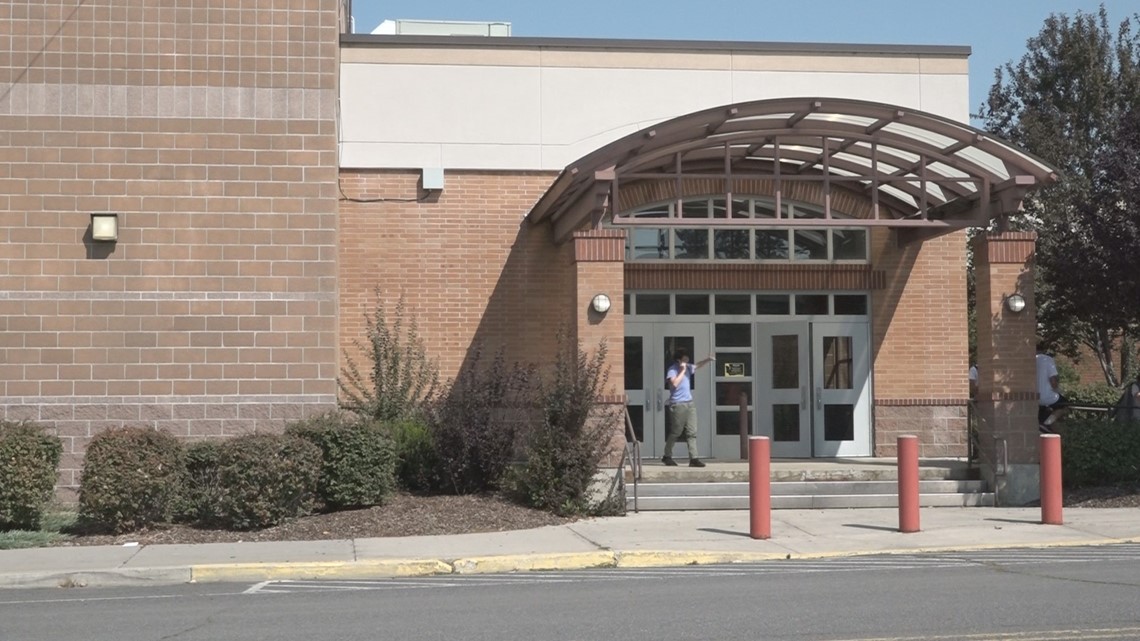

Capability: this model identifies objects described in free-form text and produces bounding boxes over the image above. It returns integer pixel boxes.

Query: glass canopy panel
[879,184,917,208]
[803,113,879,128]
[955,148,1011,181]
[878,146,921,165]
[881,121,957,150]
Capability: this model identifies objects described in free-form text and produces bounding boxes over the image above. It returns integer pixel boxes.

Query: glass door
[625,321,712,461]
[756,321,812,458]
[659,324,712,461]
[811,321,872,457]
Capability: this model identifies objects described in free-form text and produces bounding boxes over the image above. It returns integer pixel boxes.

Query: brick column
[571,230,627,466]
[971,231,1039,505]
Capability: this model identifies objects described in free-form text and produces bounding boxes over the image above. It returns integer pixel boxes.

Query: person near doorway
[1036,341,1068,433]
[968,364,978,399]
[1114,372,1140,424]
[664,347,714,467]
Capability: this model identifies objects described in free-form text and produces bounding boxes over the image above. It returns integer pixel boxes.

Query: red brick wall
[0,0,340,490]
[338,170,574,383]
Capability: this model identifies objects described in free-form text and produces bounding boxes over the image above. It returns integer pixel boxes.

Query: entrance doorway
[755,321,871,457]
[625,315,871,460]
[625,321,713,461]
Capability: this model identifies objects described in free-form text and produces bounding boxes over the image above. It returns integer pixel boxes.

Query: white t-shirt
[1036,353,1060,406]
[968,365,978,382]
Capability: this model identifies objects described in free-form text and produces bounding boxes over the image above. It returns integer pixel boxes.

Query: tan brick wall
[0,0,340,489]
[338,170,574,384]
[971,232,1038,465]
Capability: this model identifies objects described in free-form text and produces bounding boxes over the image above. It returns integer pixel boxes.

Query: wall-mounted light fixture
[1005,293,1026,313]
[591,293,611,314]
[90,213,119,242]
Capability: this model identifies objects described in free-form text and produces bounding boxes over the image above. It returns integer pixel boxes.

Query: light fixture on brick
[591,293,611,314]
[90,213,119,242]
[1005,293,1026,313]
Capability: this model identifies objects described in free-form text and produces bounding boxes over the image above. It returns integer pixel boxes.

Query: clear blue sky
[350,0,1133,127]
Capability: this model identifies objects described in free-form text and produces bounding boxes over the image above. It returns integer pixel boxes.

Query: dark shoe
[689,458,706,468]
[662,456,678,466]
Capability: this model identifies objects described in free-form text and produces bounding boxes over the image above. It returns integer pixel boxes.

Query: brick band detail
[573,230,626,262]
[875,398,970,407]
[973,231,1037,265]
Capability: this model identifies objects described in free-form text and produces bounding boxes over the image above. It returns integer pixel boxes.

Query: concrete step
[628,492,995,511]
[635,479,988,497]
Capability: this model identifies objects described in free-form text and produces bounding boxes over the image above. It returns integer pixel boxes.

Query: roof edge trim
[339,34,971,57]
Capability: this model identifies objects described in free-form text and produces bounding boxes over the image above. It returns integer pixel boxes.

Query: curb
[2,537,1136,590]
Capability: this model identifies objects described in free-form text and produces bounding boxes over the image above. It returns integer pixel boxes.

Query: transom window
[617,196,868,263]
[623,292,869,317]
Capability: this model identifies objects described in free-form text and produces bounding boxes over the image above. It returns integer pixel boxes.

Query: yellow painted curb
[451,551,616,574]
[616,550,788,567]
[190,559,452,583]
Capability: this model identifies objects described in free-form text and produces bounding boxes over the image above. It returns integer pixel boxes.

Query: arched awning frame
[527,97,1061,245]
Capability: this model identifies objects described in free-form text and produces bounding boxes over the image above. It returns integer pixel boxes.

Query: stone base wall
[873,404,968,458]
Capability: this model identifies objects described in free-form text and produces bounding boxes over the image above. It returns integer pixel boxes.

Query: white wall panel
[340,51,970,171]
[340,63,542,145]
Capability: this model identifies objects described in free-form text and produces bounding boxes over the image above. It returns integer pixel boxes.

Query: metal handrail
[623,406,641,512]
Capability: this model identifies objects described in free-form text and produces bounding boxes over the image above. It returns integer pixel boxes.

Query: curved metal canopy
[527,97,1061,244]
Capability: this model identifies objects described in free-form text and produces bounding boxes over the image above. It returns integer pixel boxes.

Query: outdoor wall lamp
[1005,293,1026,313]
[591,293,612,314]
[90,213,119,242]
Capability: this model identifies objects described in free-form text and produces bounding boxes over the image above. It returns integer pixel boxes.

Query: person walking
[663,347,714,467]
[1036,341,1068,433]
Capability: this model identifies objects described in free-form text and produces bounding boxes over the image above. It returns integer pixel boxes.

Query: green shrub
[340,292,440,423]
[507,338,620,516]
[175,440,224,526]
[77,427,184,533]
[1057,415,1140,487]
[431,346,535,494]
[286,413,396,510]
[213,434,322,530]
[0,421,63,530]
[1066,382,1123,408]
[387,419,440,492]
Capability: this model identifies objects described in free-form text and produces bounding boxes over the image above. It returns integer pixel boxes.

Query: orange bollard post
[897,435,920,533]
[749,436,771,540]
[1040,434,1063,525]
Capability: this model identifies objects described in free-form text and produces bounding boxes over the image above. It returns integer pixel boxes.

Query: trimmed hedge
[1057,415,1140,487]
[387,419,439,492]
[0,421,63,530]
[213,434,322,530]
[77,427,184,533]
[286,413,397,510]
[176,440,224,526]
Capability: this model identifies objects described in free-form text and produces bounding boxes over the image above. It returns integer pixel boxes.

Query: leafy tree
[978,5,1140,385]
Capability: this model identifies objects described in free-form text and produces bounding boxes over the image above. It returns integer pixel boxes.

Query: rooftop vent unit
[371,19,511,37]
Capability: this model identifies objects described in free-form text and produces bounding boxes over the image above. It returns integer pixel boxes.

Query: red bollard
[1040,434,1063,525]
[897,435,920,533]
[749,436,771,540]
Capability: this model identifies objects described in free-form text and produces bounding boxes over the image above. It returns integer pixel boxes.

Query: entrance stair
[625,458,992,511]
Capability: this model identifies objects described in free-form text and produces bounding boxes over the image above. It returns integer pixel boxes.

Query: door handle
[644,397,650,412]
[657,389,664,411]
[816,387,823,410]
[801,386,807,410]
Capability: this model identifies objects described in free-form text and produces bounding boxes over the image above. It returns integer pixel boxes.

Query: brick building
[1,3,1059,501]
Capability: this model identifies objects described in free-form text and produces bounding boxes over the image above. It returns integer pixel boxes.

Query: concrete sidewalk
[2,507,1138,589]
